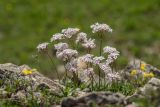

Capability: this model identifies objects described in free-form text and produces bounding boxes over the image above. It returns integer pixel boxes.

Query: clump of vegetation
[36,22,153,96]
[0,69,61,107]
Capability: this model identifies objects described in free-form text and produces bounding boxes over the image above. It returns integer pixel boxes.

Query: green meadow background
[0,0,160,77]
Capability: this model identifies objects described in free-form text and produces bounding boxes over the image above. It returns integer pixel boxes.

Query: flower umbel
[79,54,94,63]
[92,56,105,65]
[54,42,69,52]
[37,42,49,53]
[50,33,64,42]
[62,28,80,38]
[90,22,112,33]
[65,59,78,73]
[82,38,96,49]
[105,72,121,82]
[99,63,112,73]
[103,46,120,64]
[76,32,87,44]
[56,49,78,61]
[103,46,119,54]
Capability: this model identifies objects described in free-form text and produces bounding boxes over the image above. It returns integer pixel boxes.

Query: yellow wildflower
[143,72,154,78]
[22,68,36,75]
[131,70,137,76]
[140,63,146,71]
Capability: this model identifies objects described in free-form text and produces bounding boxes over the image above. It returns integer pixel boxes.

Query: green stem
[100,34,103,56]
[47,52,60,82]
[98,33,103,89]
[63,62,68,78]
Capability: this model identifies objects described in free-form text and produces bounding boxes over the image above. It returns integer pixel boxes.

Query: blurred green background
[0,0,160,77]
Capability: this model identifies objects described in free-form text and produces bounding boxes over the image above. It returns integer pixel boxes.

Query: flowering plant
[36,22,121,91]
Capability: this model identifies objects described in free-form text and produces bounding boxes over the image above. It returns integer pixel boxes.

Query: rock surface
[126,77,160,104]
[0,61,160,107]
[61,92,127,107]
[0,63,64,106]
[0,63,63,92]
[139,77,160,95]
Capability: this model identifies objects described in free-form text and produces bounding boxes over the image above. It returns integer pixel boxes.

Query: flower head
[131,70,137,76]
[90,22,112,33]
[37,42,49,53]
[62,28,80,38]
[79,54,94,63]
[105,72,121,82]
[103,46,118,54]
[99,63,112,73]
[76,32,87,44]
[65,59,78,73]
[92,56,105,65]
[54,42,69,52]
[56,49,78,61]
[82,38,96,49]
[143,72,154,78]
[140,63,146,71]
[103,46,120,64]
[22,68,36,75]
[50,33,64,42]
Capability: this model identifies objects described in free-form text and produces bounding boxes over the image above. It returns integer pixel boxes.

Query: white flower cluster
[99,63,112,73]
[92,56,105,65]
[56,49,78,61]
[106,72,121,82]
[50,33,64,42]
[76,32,87,44]
[90,22,112,33]
[37,42,49,52]
[82,38,96,49]
[36,22,121,84]
[103,46,120,64]
[76,32,96,50]
[65,59,78,73]
[103,46,118,54]
[62,28,80,38]
[79,54,94,63]
[54,42,69,52]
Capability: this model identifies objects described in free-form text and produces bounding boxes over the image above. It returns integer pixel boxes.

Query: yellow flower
[140,63,146,71]
[131,70,137,76]
[143,72,154,78]
[149,72,154,77]
[22,68,36,75]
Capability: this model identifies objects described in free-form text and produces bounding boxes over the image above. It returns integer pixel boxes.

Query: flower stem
[100,34,103,56]
[63,62,68,78]
[98,33,103,89]
[47,52,60,81]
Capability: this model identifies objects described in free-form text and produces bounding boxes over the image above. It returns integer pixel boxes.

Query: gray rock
[139,78,160,95]
[0,63,64,92]
[125,103,138,107]
[0,63,21,74]
[61,92,126,107]
[0,63,65,106]
[126,77,160,102]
